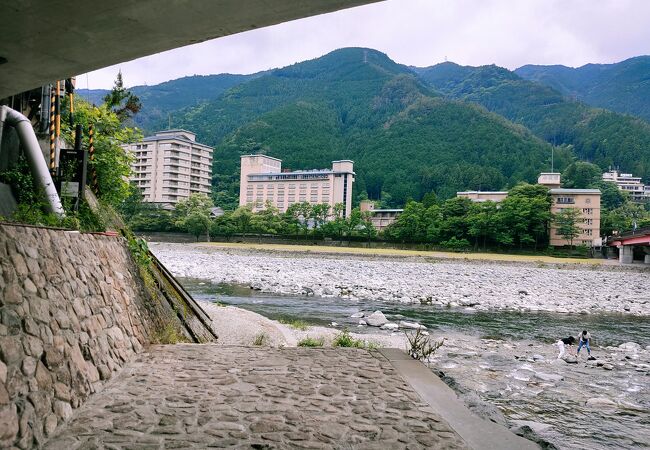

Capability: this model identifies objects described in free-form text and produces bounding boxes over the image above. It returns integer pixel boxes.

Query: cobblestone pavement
[44,345,467,449]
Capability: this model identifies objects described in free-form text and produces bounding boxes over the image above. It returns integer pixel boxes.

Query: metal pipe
[0,105,65,217]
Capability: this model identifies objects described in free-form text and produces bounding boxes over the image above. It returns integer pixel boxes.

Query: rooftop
[550,188,601,194]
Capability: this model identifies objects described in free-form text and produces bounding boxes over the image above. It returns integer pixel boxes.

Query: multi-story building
[124,130,213,206]
[539,174,601,247]
[456,191,509,203]
[359,200,403,232]
[239,155,355,218]
[455,173,602,247]
[602,170,648,202]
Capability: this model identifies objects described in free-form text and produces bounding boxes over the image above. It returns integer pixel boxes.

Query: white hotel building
[239,155,355,218]
[124,130,213,206]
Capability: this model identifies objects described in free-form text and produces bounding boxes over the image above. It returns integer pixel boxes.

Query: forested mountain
[515,56,650,122]
[415,62,650,183]
[170,48,561,207]
[77,73,258,130]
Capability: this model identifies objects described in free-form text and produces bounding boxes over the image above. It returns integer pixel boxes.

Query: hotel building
[124,130,213,206]
[239,155,355,218]
[602,170,648,202]
[359,200,403,232]
[456,172,602,247]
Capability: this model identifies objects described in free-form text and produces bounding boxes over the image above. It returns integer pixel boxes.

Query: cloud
[80,0,650,89]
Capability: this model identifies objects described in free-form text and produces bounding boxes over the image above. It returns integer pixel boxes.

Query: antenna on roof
[551,147,554,173]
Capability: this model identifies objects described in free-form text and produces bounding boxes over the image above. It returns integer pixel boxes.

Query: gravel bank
[152,242,650,315]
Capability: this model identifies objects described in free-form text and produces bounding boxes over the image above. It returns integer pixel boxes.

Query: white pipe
[0,105,65,217]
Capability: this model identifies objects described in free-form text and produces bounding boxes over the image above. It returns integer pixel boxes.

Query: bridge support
[619,245,634,264]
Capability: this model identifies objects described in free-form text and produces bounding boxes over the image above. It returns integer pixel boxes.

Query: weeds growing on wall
[253,332,269,346]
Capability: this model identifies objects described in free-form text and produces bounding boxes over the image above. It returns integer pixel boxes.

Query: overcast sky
[80,0,650,89]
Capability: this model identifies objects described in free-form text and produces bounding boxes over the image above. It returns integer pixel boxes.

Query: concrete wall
[0,224,168,448]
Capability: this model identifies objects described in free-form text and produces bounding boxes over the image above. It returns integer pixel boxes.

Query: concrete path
[379,349,538,450]
[43,345,469,449]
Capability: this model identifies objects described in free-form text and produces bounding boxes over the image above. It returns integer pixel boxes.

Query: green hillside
[171,48,562,208]
[77,73,257,131]
[515,56,650,122]
[416,62,650,182]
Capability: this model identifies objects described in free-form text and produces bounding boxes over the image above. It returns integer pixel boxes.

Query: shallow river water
[181,278,650,450]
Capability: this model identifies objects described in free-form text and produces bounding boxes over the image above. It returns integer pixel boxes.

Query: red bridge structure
[606,227,650,264]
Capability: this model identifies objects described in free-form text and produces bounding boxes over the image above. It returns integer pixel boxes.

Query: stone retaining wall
[0,224,164,448]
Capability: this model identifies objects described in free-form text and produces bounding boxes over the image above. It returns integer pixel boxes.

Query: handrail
[148,250,218,341]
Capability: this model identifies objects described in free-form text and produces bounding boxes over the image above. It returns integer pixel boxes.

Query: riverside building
[359,200,403,232]
[239,155,355,218]
[124,130,213,206]
[455,172,602,247]
[602,170,648,202]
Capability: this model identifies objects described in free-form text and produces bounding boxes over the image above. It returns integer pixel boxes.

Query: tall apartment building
[602,170,648,202]
[124,130,213,206]
[239,155,355,218]
[455,173,602,247]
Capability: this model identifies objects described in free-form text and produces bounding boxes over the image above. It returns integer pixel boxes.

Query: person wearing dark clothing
[577,330,592,356]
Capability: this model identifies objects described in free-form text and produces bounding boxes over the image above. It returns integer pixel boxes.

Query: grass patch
[277,317,309,330]
[332,331,377,349]
[252,332,269,346]
[212,300,227,307]
[297,337,325,347]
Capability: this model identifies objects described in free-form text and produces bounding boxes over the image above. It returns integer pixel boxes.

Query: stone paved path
[44,345,467,449]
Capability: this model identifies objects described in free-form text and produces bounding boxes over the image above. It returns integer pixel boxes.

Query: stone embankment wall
[0,223,205,448]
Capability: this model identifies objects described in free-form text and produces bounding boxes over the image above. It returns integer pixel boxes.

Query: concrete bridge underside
[0,0,379,99]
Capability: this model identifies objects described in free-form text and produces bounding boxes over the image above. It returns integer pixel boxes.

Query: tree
[231,206,253,236]
[597,180,628,210]
[103,71,142,120]
[561,162,602,189]
[62,98,141,207]
[467,201,499,250]
[554,208,582,248]
[174,193,214,241]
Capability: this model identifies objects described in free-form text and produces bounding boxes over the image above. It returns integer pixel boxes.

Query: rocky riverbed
[151,243,650,315]
[184,280,650,450]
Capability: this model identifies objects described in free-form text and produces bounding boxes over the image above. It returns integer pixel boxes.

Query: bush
[278,318,309,330]
[440,237,471,251]
[405,328,444,363]
[332,331,375,349]
[252,332,269,346]
[297,337,325,347]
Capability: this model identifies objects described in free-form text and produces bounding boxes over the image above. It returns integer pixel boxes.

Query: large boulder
[618,342,641,352]
[366,311,388,327]
[399,321,427,330]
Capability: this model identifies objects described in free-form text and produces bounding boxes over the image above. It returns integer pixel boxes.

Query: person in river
[556,335,576,359]
[577,330,592,356]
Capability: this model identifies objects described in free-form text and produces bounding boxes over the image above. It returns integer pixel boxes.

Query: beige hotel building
[239,155,355,218]
[457,172,602,247]
[124,130,213,206]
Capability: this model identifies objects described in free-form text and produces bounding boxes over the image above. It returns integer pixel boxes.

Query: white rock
[381,323,399,331]
[534,372,564,382]
[586,397,617,408]
[350,312,365,318]
[358,320,367,326]
[365,311,388,327]
[399,321,427,330]
[618,342,641,352]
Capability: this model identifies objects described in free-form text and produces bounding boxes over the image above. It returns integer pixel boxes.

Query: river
[181,278,650,450]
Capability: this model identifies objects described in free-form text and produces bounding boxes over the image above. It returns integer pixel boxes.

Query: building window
[584,229,593,236]
[557,197,575,204]
[583,208,593,215]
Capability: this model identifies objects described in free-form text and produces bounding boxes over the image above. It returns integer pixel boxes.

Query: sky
[81,0,650,89]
